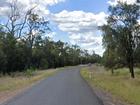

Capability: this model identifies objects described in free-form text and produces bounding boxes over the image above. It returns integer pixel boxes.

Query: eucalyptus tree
[101,2,140,78]
[101,24,118,74]
[24,12,49,68]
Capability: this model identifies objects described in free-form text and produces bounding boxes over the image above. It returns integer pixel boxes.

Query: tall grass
[81,67,140,105]
[0,69,57,92]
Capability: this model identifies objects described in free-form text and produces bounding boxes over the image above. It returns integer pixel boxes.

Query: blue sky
[47,0,110,55]
[49,0,109,13]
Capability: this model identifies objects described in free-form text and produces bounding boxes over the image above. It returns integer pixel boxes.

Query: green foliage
[101,1,140,78]
[25,68,37,77]
[0,1,101,74]
[0,26,101,75]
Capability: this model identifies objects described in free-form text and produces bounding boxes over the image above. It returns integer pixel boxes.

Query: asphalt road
[3,67,103,105]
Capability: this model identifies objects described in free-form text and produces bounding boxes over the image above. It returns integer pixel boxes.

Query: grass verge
[0,69,58,92]
[0,69,58,104]
[80,66,140,105]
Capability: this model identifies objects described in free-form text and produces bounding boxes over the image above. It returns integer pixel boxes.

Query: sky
[0,0,137,56]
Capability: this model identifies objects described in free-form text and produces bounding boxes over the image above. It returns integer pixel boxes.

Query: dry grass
[0,69,59,104]
[81,66,140,105]
[0,69,58,92]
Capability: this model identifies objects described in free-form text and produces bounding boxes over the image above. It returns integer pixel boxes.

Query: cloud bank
[0,0,65,16]
[51,10,107,55]
[108,0,137,6]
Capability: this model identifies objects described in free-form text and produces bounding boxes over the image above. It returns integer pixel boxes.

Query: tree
[0,27,7,74]
[0,0,102,74]
[101,24,118,74]
[23,13,49,68]
[0,0,50,74]
[134,43,140,66]
[101,2,140,78]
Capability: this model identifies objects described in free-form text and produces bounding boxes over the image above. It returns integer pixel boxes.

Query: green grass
[0,69,58,92]
[81,67,140,105]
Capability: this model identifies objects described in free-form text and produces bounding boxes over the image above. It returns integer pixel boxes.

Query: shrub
[25,68,37,77]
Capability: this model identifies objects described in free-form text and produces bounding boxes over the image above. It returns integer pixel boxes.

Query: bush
[25,68,37,77]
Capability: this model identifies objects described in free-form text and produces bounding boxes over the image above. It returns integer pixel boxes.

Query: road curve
[3,67,103,105]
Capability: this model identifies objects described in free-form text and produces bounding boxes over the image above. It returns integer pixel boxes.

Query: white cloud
[69,33,104,55]
[0,0,65,16]
[51,10,107,55]
[108,0,137,6]
[52,10,107,32]
[47,32,56,38]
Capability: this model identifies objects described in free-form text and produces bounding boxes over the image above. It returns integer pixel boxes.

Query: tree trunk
[129,56,135,78]
[111,68,114,75]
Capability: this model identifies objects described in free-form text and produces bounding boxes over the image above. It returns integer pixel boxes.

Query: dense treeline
[0,31,101,75]
[101,1,140,78]
[0,1,101,74]
[0,28,101,75]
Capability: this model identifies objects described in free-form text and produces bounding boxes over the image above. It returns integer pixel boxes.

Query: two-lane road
[3,67,103,105]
